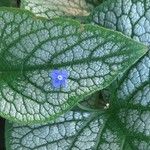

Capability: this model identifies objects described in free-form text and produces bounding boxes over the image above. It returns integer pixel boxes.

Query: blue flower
[50,70,68,88]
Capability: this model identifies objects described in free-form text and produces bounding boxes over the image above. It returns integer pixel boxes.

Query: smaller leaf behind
[21,0,94,19]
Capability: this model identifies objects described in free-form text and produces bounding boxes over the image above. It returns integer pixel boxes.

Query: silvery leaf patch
[0,8,146,124]
[21,0,94,19]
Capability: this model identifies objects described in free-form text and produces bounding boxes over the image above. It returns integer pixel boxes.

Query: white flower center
[57,75,63,80]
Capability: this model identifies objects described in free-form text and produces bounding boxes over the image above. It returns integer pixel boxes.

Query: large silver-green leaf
[0,8,147,124]
[6,105,150,150]
[21,0,93,19]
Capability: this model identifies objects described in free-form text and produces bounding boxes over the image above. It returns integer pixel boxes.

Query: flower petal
[52,79,62,88]
[61,70,68,78]
[50,70,60,79]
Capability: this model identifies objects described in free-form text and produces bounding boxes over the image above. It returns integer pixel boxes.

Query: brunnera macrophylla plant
[0,0,149,150]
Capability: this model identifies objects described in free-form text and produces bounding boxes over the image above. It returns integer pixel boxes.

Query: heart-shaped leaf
[21,0,93,19]
[0,8,147,124]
